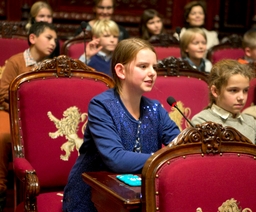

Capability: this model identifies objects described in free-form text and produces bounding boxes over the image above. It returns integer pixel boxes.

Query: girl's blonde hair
[111,38,156,93]
[92,19,119,37]
[207,59,254,107]
[26,1,53,31]
[180,27,207,58]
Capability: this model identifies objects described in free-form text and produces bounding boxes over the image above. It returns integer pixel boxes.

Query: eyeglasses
[97,6,114,10]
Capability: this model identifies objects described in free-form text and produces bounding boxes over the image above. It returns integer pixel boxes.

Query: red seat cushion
[16,191,63,212]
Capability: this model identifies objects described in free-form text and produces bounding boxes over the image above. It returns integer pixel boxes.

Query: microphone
[175,27,182,58]
[175,27,181,40]
[80,21,88,58]
[167,96,194,128]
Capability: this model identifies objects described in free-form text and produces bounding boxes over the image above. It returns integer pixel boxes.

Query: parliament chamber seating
[207,34,244,64]
[144,57,209,130]
[149,34,181,59]
[9,55,114,211]
[142,121,256,212]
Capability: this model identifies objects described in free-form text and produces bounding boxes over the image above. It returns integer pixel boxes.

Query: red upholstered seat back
[10,56,114,189]
[156,153,256,212]
[154,46,181,60]
[64,41,84,59]
[61,34,91,59]
[144,74,208,130]
[0,38,28,65]
[207,46,244,64]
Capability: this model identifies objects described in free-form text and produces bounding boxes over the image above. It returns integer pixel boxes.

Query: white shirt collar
[211,104,243,121]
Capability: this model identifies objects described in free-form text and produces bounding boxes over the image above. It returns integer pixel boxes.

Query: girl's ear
[210,85,219,98]
[115,63,125,79]
[29,33,36,45]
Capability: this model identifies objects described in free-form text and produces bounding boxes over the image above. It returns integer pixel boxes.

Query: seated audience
[174,1,219,51]
[79,19,119,77]
[139,9,166,40]
[74,0,129,41]
[0,22,57,211]
[62,38,180,211]
[180,27,212,72]
[192,59,256,144]
[238,29,256,64]
[26,1,60,58]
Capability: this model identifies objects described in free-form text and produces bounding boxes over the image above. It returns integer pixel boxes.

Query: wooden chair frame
[141,121,255,212]
[9,55,114,211]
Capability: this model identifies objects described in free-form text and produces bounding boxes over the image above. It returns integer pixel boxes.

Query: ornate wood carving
[33,55,94,77]
[25,170,40,212]
[148,33,179,47]
[157,56,209,82]
[171,121,252,154]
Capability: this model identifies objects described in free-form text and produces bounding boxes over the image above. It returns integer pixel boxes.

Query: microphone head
[175,27,181,34]
[167,96,177,108]
[81,21,88,31]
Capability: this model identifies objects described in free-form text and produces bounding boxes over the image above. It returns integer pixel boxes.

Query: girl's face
[95,0,114,20]
[186,33,207,60]
[146,16,163,35]
[187,6,205,27]
[212,74,250,117]
[124,48,157,95]
[35,7,53,23]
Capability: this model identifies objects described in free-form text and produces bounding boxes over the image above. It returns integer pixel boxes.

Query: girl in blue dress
[62,37,180,211]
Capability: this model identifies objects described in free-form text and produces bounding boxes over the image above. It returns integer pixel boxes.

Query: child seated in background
[238,29,256,64]
[139,9,165,40]
[0,21,57,211]
[192,59,256,144]
[79,19,119,77]
[180,27,212,72]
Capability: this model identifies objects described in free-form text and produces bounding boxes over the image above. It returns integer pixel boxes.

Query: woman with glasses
[75,0,129,41]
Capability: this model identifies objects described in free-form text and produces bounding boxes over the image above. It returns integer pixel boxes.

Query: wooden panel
[219,0,254,33]
[49,0,174,26]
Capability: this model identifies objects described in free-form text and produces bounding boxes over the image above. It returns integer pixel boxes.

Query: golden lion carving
[196,198,252,212]
[168,101,191,131]
[47,106,88,161]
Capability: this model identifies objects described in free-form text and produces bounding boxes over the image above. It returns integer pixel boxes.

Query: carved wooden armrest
[24,171,40,212]
[13,158,40,211]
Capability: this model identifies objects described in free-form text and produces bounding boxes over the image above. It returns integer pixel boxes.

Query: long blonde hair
[25,1,53,31]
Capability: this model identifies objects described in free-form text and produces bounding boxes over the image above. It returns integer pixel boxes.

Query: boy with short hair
[238,29,256,64]
[0,21,57,211]
[79,19,119,77]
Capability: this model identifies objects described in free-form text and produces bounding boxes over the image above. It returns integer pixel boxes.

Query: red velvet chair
[0,37,28,66]
[149,34,181,59]
[144,57,209,130]
[61,32,92,59]
[142,121,256,212]
[9,55,114,211]
[207,34,244,64]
